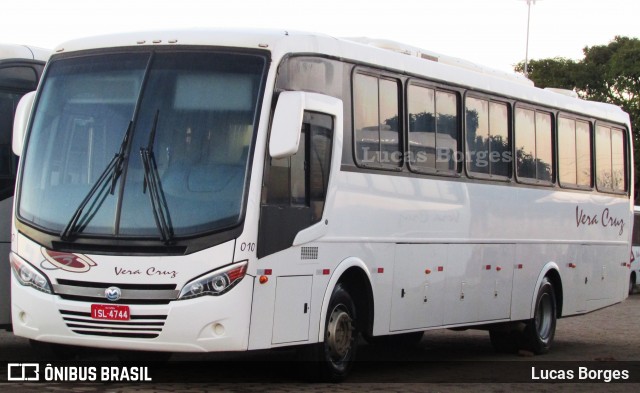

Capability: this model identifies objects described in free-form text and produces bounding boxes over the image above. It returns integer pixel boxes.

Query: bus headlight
[9,253,52,294]
[178,261,248,299]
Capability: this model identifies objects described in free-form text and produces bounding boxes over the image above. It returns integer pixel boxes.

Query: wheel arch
[317,257,374,341]
[531,262,563,319]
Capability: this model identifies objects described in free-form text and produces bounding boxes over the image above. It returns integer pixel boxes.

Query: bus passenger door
[258,111,334,258]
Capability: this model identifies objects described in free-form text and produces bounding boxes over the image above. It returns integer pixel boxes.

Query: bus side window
[259,110,334,258]
[0,66,39,199]
[633,214,640,247]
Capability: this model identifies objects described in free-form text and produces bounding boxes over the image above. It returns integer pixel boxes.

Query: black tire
[630,273,636,295]
[489,329,520,353]
[29,339,79,360]
[523,276,557,354]
[300,283,358,382]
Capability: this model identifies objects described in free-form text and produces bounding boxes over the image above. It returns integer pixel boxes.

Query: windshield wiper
[140,110,174,244]
[60,121,133,241]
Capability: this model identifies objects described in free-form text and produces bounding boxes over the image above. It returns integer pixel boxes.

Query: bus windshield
[18,50,266,239]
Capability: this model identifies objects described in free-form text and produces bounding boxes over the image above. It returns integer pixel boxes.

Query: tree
[515,36,640,201]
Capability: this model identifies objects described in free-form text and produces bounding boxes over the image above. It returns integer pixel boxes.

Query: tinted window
[465,97,510,177]
[536,112,553,182]
[0,66,38,90]
[633,214,640,246]
[407,84,458,174]
[559,117,591,187]
[354,73,401,168]
[575,120,591,187]
[515,107,553,182]
[0,91,22,198]
[436,91,458,171]
[596,125,626,192]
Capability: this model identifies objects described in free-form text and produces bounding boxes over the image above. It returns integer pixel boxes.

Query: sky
[2,0,640,72]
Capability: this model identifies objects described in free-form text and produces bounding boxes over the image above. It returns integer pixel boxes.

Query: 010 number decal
[240,242,256,252]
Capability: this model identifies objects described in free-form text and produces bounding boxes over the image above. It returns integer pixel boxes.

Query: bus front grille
[53,279,178,305]
[59,310,167,339]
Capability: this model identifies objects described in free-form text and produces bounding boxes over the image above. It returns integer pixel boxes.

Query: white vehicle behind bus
[9,29,634,380]
[630,206,640,294]
[0,44,49,329]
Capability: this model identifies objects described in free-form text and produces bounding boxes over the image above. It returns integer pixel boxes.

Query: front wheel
[523,277,557,354]
[300,283,358,381]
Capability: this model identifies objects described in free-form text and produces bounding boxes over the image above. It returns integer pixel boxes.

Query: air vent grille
[301,247,318,260]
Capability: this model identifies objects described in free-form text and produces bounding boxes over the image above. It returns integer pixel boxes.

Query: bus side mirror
[13,91,37,156]
[269,91,305,159]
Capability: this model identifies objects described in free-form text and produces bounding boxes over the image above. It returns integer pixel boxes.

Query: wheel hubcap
[535,293,553,339]
[326,305,353,360]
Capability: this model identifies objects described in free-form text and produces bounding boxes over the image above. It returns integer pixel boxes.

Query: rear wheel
[523,277,557,354]
[630,273,636,295]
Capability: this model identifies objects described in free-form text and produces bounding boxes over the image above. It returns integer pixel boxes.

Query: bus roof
[0,44,50,62]
[52,28,630,127]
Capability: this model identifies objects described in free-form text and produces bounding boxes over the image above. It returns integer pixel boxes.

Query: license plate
[91,304,130,321]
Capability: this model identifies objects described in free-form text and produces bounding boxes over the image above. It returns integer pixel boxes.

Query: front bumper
[11,274,255,352]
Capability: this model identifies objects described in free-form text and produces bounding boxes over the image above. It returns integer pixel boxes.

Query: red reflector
[517,264,523,269]
[437,266,443,272]
[568,263,576,269]
[425,269,432,275]
[485,265,491,270]
[322,269,330,275]
[264,269,272,275]
[496,266,502,272]
[377,267,384,274]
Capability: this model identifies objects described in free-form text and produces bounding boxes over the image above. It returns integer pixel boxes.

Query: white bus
[630,206,640,295]
[0,44,49,329]
[10,29,633,379]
